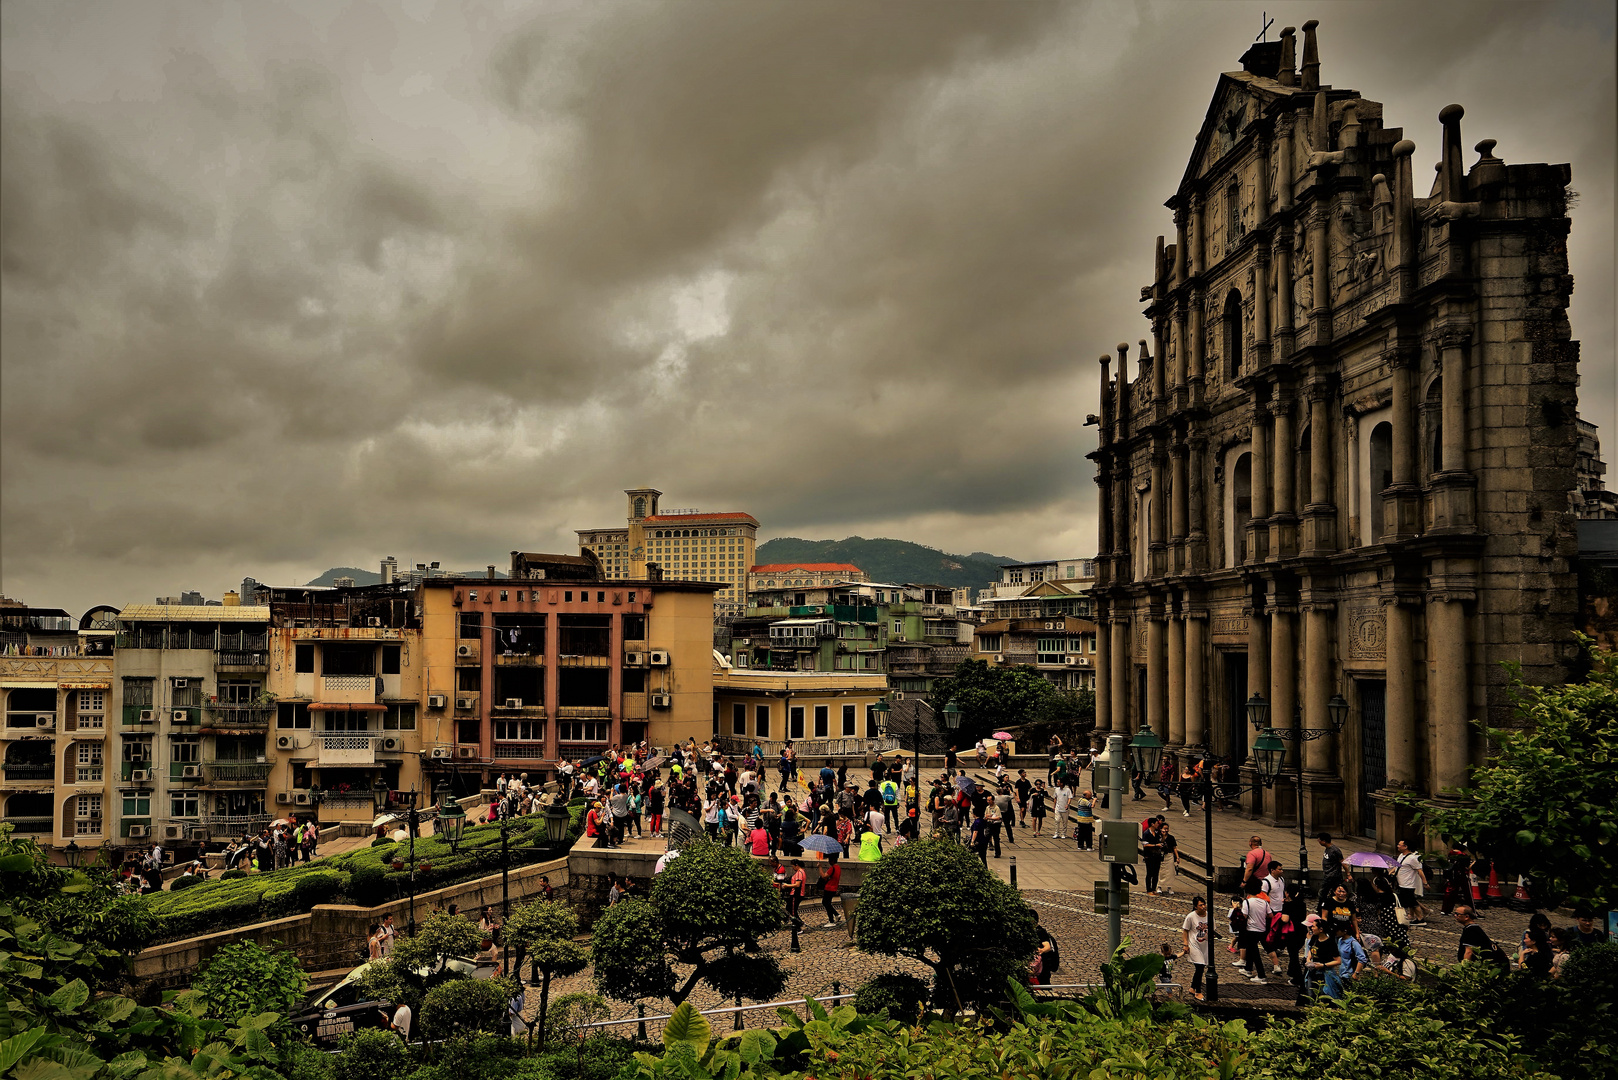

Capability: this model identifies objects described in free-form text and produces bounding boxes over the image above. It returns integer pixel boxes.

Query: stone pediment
[1178,73,1306,191]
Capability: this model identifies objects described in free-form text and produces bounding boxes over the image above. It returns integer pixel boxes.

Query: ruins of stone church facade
[1087,21,1583,845]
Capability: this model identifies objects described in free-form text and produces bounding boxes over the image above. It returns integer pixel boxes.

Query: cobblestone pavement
[517,883,1533,1034]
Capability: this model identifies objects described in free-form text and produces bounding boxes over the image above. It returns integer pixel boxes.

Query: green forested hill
[753,537,1019,592]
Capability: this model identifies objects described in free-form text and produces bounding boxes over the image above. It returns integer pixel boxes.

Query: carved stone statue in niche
[1295,227,1314,318]
[1329,202,1361,300]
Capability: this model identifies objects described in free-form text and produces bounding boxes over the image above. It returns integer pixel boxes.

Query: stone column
[1309,206,1331,339]
[1247,610,1269,732]
[1171,443,1189,540]
[1383,598,1418,789]
[1253,249,1271,354]
[1184,613,1207,749]
[1386,348,1420,539]
[1150,446,1168,576]
[1428,594,1470,796]
[1270,608,1298,765]
[1272,398,1295,515]
[1147,614,1167,742]
[1188,433,1208,548]
[1309,388,1333,507]
[1167,611,1186,750]
[1276,112,1295,210]
[1189,291,1205,384]
[1173,302,1190,392]
[1345,414,1361,544]
[1111,618,1131,735]
[1439,330,1469,474]
[1302,600,1335,775]
[1189,193,1205,277]
[1250,403,1270,562]
[1255,135,1271,229]
[1274,225,1295,358]
[1173,207,1188,285]
[1095,606,1113,734]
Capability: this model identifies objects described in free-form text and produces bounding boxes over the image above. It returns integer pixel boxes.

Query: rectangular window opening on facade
[755,704,770,738]
[558,667,610,708]
[494,614,546,656]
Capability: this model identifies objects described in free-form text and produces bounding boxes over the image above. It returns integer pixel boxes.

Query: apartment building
[577,488,759,615]
[1,603,117,859]
[971,579,1101,692]
[417,551,720,794]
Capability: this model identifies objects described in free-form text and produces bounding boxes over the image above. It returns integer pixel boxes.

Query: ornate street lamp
[1128,724,1163,780]
[1244,692,1270,733]
[1252,728,1287,786]
[438,795,466,855]
[1327,694,1350,733]
[64,840,81,869]
[870,698,889,738]
[941,700,962,730]
[543,801,573,850]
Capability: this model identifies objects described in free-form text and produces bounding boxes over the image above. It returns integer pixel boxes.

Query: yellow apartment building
[577,488,758,616]
[710,665,892,760]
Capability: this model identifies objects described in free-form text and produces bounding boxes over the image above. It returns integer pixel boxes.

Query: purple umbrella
[1345,851,1397,869]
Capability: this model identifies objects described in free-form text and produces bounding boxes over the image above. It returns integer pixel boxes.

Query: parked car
[291,955,493,1046]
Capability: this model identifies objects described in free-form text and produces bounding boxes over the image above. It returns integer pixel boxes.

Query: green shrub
[168,874,203,891]
[332,1028,409,1080]
[221,868,246,880]
[346,865,389,907]
[190,940,309,1032]
[854,972,931,1025]
[287,1042,336,1080]
[421,977,512,1040]
[433,1032,528,1080]
[293,869,343,908]
[371,836,396,847]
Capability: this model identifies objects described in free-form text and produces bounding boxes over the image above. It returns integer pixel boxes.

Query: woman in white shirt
[1179,897,1210,1001]
[1051,784,1074,840]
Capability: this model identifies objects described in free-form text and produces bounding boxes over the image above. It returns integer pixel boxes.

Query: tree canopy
[502,898,590,1047]
[591,840,786,1007]
[1420,636,1618,911]
[853,836,1039,1010]
[927,659,1092,747]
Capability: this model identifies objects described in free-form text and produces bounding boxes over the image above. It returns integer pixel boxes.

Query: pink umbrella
[993,732,1013,740]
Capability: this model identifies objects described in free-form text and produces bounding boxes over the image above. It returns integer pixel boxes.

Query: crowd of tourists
[112,815,320,893]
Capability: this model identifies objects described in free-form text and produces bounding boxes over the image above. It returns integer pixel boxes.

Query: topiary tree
[854,836,1038,1012]
[333,1027,409,1080]
[420,976,514,1041]
[591,839,786,1008]
[502,898,589,1048]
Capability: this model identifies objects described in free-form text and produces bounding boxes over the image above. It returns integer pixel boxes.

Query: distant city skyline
[3,1,1612,615]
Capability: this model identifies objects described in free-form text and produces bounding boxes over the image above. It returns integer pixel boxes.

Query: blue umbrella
[955,774,974,794]
[799,834,844,854]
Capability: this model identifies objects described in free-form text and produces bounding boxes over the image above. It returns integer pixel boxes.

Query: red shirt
[790,869,807,896]
[585,808,600,837]
[821,865,841,893]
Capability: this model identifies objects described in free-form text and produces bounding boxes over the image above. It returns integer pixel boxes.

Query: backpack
[1263,912,1288,952]
[1042,933,1061,973]
[881,781,898,806]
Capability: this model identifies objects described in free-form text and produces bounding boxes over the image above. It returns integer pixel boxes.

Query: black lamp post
[1245,692,1350,871]
[64,839,81,869]
[402,787,420,936]
[438,793,466,854]
[1192,728,1286,1005]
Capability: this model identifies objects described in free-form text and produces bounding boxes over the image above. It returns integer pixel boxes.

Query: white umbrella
[372,813,400,830]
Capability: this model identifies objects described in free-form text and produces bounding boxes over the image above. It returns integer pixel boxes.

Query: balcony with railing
[201,760,272,785]
[216,650,270,671]
[203,812,272,834]
[317,733,375,765]
[556,705,611,719]
[202,701,274,730]
[2,763,54,783]
[319,675,376,704]
[5,817,52,833]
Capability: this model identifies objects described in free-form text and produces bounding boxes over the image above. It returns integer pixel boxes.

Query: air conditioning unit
[162,824,185,840]
[35,714,55,729]
[649,693,672,708]
[293,793,312,806]
[139,709,155,722]
[892,691,905,701]
[624,652,645,666]
[127,825,149,839]
[368,617,382,627]
[380,736,402,751]
[191,827,210,842]
[427,694,447,709]
[172,710,188,723]
[1065,656,1078,666]
[456,747,476,760]
[457,644,474,657]
[1078,657,1090,666]
[130,769,151,783]
[456,696,476,710]
[276,792,292,805]
[431,747,452,759]
[648,650,670,666]
[276,735,294,750]
[1045,622,1056,631]
[993,654,1004,663]
[503,698,522,710]
[181,765,200,779]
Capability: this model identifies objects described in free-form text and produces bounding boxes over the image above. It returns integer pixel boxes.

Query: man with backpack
[879,776,900,831]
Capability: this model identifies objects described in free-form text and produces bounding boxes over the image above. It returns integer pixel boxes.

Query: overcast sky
[2,1,1612,614]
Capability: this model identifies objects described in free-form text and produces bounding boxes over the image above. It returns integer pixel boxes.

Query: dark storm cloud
[1,0,1612,612]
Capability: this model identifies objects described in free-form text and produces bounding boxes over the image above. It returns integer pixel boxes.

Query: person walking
[818,859,842,928]
[994,784,1016,846]
[1028,781,1048,836]
[969,806,990,867]
[1394,838,1429,925]
[879,775,900,832]
[1316,832,1346,903]
[1237,879,1270,983]
[1013,771,1032,827]
[1180,897,1211,1001]
[1051,780,1073,840]
[1242,836,1271,888]
[1141,820,1165,895]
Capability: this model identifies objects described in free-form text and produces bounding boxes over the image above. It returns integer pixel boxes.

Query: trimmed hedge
[140,807,583,942]
[167,874,204,892]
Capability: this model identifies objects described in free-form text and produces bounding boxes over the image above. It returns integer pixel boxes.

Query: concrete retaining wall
[131,856,570,996]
